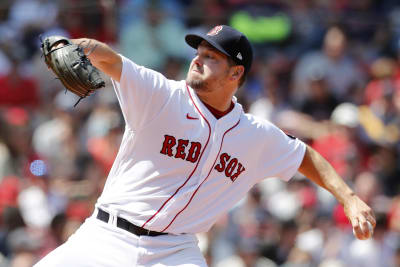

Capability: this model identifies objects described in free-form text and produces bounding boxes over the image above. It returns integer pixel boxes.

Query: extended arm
[71,38,122,82]
[298,145,376,240]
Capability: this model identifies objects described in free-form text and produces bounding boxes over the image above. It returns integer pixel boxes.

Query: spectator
[0,2,398,266]
[299,69,340,121]
[292,26,365,104]
[119,1,187,71]
[0,57,39,108]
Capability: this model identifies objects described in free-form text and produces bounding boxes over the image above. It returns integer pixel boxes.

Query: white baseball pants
[34,213,207,267]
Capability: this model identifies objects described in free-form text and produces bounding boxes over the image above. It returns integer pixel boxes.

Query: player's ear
[230,65,244,81]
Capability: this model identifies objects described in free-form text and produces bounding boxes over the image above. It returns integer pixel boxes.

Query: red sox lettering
[160,135,245,182]
[160,135,202,163]
[214,153,245,182]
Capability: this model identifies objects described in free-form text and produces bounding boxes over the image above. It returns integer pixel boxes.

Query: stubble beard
[186,73,212,93]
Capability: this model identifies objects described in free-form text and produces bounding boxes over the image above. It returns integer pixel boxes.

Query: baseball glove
[40,36,105,106]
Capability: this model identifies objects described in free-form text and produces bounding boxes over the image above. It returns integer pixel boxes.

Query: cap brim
[185,34,231,58]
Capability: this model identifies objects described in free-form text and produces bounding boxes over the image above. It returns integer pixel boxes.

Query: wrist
[341,191,357,206]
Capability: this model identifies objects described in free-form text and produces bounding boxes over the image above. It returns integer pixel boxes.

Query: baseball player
[35,25,375,267]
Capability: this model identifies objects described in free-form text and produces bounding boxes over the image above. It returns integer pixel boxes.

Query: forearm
[71,38,122,81]
[298,145,376,239]
[71,38,110,64]
[298,145,355,205]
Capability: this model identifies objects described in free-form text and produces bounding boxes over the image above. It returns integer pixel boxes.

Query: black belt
[96,209,167,237]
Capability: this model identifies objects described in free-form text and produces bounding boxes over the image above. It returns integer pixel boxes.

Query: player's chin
[186,76,203,89]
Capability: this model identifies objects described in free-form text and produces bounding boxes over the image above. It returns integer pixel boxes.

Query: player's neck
[196,90,234,113]
[195,82,237,113]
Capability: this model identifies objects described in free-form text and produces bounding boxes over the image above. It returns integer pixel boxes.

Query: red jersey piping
[141,84,211,229]
[161,118,241,232]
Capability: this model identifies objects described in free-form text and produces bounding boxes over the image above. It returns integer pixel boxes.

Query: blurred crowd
[0,0,400,266]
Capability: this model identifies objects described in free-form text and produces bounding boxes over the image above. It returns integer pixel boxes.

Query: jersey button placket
[200,125,220,179]
[212,124,220,142]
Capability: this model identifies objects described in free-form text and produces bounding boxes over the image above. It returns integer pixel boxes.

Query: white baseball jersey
[97,55,306,235]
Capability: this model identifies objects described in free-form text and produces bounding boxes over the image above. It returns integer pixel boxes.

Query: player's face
[186,41,231,93]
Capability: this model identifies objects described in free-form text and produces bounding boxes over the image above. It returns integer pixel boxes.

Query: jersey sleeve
[111,55,174,131]
[255,121,306,182]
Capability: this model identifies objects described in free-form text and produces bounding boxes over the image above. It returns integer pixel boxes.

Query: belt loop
[109,210,118,226]
[94,205,102,220]
[94,207,99,219]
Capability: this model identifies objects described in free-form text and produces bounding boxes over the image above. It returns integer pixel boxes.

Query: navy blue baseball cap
[185,25,253,75]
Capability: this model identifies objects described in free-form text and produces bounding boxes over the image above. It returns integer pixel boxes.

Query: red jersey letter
[160,135,176,157]
[225,158,238,177]
[175,139,189,160]
[186,141,201,163]
[230,163,245,182]
[214,153,231,172]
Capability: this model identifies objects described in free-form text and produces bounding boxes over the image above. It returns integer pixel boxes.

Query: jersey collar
[186,83,242,130]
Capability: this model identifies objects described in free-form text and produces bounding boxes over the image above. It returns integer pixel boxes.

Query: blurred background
[0,0,400,266]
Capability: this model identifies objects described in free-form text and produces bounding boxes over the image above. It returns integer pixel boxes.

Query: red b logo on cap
[207,25,223,36]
